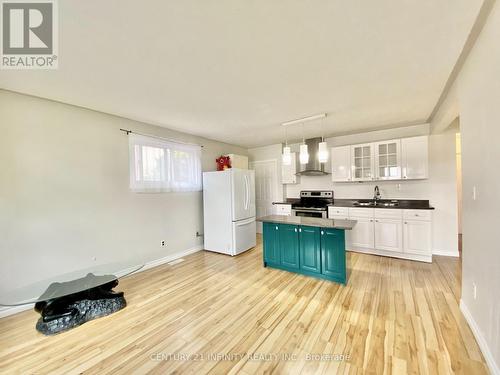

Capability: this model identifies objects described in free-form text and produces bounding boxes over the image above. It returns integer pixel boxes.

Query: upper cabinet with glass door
[331,136,428,183]
[375,139,401,180]
[351,143,374,181]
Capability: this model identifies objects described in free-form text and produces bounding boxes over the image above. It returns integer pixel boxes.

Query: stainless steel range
[292,191,333,218]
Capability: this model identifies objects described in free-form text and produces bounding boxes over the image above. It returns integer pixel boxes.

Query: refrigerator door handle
[235,217,255,226]
[244,174,249,211]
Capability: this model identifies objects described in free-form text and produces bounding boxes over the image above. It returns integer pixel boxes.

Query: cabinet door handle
[295,228,297,232]
[375,220,379,222]
[370,219,373,222]
[299,228,302,232]
[404,222,408,224]
[276,226,278,230]
[321,231,324,235]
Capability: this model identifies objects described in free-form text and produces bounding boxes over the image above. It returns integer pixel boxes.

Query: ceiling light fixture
[280,113,327,166]
[282,126,291,166]
[318,116,329,163]
[299,124,309,165]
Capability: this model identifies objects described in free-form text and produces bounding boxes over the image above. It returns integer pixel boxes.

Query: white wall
[441,1,500,372]
[0,90,247,294]
[255,124,458,256]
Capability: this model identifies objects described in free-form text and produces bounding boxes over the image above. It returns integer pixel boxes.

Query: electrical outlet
[160,240,166,247]
[473,282,477,300]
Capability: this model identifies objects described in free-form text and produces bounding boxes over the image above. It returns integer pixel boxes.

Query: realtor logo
[1,0,58,69]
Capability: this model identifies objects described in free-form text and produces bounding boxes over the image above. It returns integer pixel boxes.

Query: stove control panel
[300,191,333,198]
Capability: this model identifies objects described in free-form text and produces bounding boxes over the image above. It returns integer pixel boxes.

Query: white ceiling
[0,0,483,147]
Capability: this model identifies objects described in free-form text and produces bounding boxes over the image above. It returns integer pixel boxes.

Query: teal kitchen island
[257,216,357,285]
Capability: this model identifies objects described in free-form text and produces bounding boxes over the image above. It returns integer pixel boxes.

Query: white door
[374,140,401,180]
[403,220,432,255]
[351,143,374,182]
[401,136,429,180]
[347,217,375,249]
[250,160,279,233]
[331,146,351,182]
[231,169,255,221]
[374,219,403,252]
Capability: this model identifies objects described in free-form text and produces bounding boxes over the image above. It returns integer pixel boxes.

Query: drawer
[275,204,292,216]
[403,209,432,221]
[330,215,350,221]
[348,208,374,218]
[374,209,403,220]
[328,207,349,218]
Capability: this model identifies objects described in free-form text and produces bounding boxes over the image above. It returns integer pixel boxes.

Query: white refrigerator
[203,168,256,256]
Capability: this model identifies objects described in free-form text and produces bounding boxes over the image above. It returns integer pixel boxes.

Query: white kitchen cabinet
[274,204,292,216]
[328,206,349,219]
[403,220,432,255]
[326,136,428,182]
[403,209,432,256]
[331,146,351,182]
[401,136,428,180]
[374,139,401,180]
[374,218,403,252]
[345,207,432,262]
[282,152,298,184]
[351,143,375,181]
[347,217,375,249]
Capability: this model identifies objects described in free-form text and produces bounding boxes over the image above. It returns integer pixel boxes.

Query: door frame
[249,159,280,234]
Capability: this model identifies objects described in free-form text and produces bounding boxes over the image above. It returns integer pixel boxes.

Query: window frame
[128,134,202,193]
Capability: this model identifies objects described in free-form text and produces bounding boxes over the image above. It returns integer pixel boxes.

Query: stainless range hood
[296,137,330,176]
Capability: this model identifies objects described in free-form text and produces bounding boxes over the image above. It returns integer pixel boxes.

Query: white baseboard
[0,304,34,319]
[348,247,432,263]
[432,249,460,257]
[0,244,204,320]
[141,244,204,271]
[460,299,500,375]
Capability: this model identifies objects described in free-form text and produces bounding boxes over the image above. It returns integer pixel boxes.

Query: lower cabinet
[321,228,346,283]
[374,218,403,253]
[263,223,346,284]
[263,222,280,266]
[299,226,321,274]
[346,208,432,262]
[279,224,300,270]
[403,220,432,255]
[348,217,375,249]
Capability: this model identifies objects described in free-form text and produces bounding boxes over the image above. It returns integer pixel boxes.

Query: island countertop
[257,215,356,230]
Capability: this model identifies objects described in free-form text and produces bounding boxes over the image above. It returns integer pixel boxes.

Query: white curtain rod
[120,128,204,148]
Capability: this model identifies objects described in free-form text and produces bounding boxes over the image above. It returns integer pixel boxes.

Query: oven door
[293,209,327,218]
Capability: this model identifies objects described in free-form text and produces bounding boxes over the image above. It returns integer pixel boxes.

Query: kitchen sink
[353,200,399,207]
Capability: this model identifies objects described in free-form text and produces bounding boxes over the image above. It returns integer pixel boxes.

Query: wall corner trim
[460,299,500,375]
[0,245,204,320]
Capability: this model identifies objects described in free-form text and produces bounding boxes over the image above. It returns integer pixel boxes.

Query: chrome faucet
[373,185,381,202]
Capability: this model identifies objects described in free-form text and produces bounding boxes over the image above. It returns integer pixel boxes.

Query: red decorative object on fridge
[216,155,231,171]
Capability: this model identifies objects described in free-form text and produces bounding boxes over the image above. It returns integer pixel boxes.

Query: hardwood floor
[0,237,487,374]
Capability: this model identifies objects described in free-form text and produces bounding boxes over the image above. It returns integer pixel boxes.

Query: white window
[129,134,202,192]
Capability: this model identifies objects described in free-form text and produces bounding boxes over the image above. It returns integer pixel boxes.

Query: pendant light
[318,139,328,163]
[282,126,291,166]
[299,124,309,164]
[318,116,329,163]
